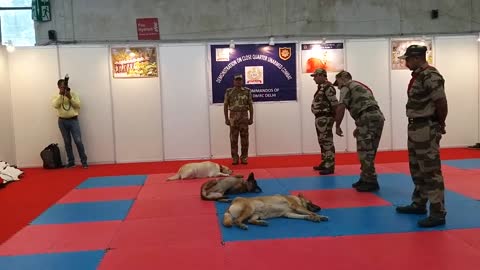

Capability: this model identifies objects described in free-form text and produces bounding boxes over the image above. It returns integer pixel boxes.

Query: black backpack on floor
[40,143,63,169]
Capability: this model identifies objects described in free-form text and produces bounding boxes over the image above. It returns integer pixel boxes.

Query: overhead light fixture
[6,40,15,53]
[269,37,275,46]
[477,33,480,42]
[229,40,235,49]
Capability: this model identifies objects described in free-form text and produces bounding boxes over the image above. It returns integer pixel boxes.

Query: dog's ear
[247,172,255,180]
[297,193,305,198]
[254,186,262,193]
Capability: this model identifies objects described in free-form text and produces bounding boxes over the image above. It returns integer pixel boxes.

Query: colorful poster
[210,43,297,103]
[301,42,345,73]
[111,47,158,78]
[391,39,433,70]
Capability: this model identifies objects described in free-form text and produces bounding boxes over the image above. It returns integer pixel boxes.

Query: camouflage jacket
[406,66,446,118]
[311,82,338,117]
[339,80,379,121]
[224,87,253,112]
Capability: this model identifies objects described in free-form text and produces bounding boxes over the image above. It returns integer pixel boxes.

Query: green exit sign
[32,0,51,22]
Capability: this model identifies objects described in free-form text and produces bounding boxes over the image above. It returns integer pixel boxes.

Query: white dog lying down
[167,161,233,181]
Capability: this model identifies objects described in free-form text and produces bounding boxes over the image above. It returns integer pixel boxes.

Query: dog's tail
[166,173,180,181]
[223,210,233,227]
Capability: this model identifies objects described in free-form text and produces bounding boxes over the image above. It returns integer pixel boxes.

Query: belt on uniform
[408,116,437,124]
[315,112,333,118]
[59,116,78,120]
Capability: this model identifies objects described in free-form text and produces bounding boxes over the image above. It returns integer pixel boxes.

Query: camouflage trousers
[229,111,249,161]
[408,119,446,217]
[355,109,384,183]
[315,116,335,169]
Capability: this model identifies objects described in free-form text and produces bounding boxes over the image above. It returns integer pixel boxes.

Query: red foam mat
[57,186,142,203]
[225,231,480,270]
[447,228,480,250]
[127,197,216,220]
[290,189,391,209]
[109,215,222,249]
[98,246,225,270]
[136,180,207,200]
[0,221,121,255]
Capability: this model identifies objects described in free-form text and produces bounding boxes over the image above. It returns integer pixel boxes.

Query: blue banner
[210,43,297,103]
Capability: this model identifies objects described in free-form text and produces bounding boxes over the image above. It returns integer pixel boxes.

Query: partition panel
[160,44,210,160]
[8,47,60,167]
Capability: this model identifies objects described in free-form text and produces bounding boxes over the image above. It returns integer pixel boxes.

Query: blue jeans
[58,118,87,166]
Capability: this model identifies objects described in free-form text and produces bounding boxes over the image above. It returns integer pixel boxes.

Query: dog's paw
[256,220,269,226]
[308,215,327,222]
[237,224,248,230]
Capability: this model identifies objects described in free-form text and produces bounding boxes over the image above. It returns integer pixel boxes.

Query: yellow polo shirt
[51,90,81,118]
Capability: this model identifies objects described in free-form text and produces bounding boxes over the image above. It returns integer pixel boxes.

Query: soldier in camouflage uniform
[224,74,254,165]
[310,68,338,175]
[333,71,385,192]
[395,45,448,228]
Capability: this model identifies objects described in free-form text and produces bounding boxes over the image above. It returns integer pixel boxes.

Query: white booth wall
[0,46,16,164]
[4,35,480,167]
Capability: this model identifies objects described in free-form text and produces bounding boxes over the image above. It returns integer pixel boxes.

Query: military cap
[333,70,351,86]
[234,74,243,80]
[310,68,327,77]
[398,45,427,59]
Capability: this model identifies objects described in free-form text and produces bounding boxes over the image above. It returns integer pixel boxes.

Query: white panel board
[8,47,60,167]
[0,47,15,164]
[345,39,392,152]
[435,36,479,147]
[160,44,210,160]
[255,102,301,155]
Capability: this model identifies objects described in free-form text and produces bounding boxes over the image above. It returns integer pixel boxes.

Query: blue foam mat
[216,173,480,242]
[443,159,480,169]
[0,251,104,270]
[76,175,147,189]
[31,200,134,225]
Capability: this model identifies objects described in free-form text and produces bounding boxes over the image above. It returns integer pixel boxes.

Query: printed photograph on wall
[391,39,433,70]
[301,42,345,73]
[210,43,297,103]
[111,47,158,78]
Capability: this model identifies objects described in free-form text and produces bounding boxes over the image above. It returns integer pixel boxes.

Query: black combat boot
[417,216,446,227]
[319,167,334,175]
[355,182,379,192]
[395,203,427,214]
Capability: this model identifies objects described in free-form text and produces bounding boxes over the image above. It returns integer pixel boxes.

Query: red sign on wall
[136,18,160,40]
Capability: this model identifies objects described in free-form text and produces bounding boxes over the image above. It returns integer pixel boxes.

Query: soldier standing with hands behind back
[395,45,448,228]
[224,74,254,165]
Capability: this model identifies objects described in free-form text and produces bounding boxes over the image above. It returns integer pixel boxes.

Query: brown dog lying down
[200,172,262,202]
[167,161,232,180]
[223,193,328,230]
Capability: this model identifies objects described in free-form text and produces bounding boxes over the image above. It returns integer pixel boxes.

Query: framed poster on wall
[391,39,433,70]
[210,43,297,103]
[111,47,158,78]
[301,42,345,73]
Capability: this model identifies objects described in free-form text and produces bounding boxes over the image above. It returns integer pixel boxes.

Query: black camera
[64,74,70,91]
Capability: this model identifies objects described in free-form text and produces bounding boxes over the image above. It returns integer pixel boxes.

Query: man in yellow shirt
[52,77,88,168]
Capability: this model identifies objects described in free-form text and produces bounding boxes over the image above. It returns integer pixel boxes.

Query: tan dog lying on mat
[167,161,233,181]
[200,172,262,202]
[223,193,328,230]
